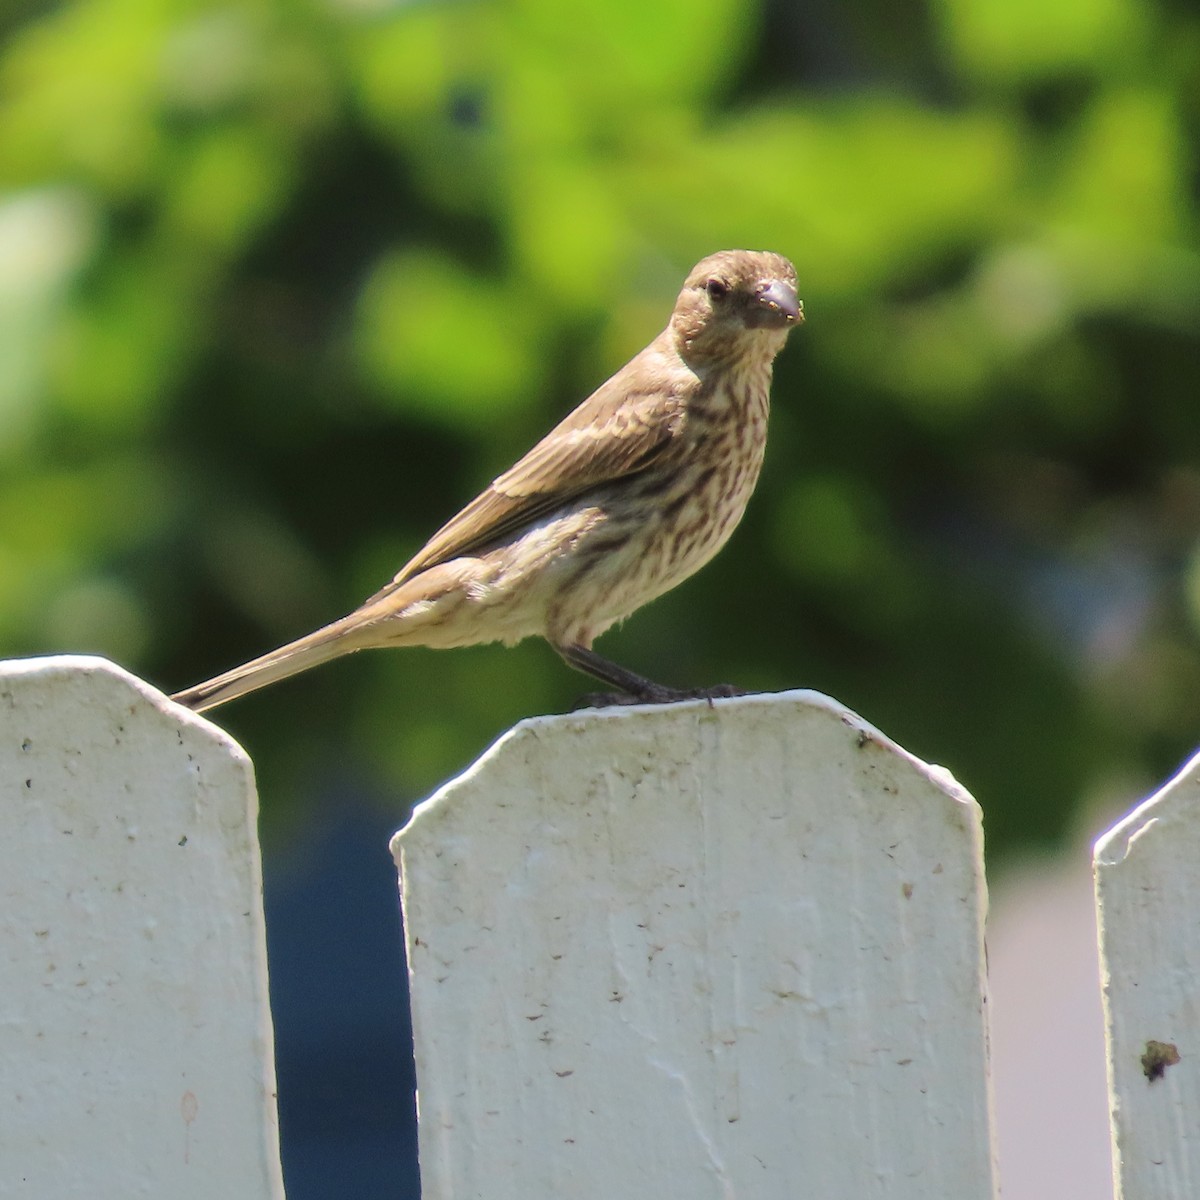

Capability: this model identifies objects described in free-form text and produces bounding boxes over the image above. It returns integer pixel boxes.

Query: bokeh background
[2,0,1198,1194]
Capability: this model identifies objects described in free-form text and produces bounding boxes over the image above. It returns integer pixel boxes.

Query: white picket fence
[1,655,1195,1198]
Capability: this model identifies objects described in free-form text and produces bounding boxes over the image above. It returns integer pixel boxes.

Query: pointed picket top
[393,689,996,1200]
[0,656,284,1199]
[1095,750,1200,1199]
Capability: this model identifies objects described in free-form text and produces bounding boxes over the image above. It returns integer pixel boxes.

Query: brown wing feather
[361,339,686,606]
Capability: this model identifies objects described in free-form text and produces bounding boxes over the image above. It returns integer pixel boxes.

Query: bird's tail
[171,611,379,713]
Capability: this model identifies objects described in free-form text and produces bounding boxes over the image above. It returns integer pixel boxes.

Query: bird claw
[686,683,747,700]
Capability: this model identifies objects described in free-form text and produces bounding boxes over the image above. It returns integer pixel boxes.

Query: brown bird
[172,249,802,713]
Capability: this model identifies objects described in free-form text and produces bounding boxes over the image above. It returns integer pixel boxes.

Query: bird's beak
[749,279,803,328]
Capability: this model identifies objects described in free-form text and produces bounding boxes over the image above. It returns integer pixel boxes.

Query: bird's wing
[365,350,686,603]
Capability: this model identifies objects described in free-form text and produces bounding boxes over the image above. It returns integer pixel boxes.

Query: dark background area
[2,0,1198,1192]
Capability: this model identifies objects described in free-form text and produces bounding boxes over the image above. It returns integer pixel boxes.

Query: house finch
[172,249,802,713]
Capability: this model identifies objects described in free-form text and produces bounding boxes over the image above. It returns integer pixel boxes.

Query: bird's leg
[556,643,747,709]
[559,644,679,705]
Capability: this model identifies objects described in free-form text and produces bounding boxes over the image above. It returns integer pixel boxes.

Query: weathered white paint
[0,656,283,1199]
[393,690,996,1199]
[1095,751,1200,1200]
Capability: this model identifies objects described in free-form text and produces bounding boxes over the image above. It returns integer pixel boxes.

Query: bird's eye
[705,278,729,302]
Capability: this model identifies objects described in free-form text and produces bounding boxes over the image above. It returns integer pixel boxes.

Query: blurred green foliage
[2,0,1198,853]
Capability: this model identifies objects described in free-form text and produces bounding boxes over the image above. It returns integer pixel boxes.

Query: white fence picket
[393,690,997,1199]
[0,656,284,1199]
[22,655,1197,1198]
[1095,751,1200,1200]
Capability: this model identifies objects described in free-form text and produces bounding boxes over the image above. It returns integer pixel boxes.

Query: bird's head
[671,250,802,364]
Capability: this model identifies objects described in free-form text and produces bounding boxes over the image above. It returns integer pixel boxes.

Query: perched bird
[172,249,802,713]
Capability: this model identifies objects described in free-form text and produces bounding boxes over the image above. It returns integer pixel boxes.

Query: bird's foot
[686,682,747,700]
[573,691,646,710]
[573,682,747,710]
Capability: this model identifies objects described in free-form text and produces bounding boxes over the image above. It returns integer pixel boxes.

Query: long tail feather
[171,614,375,713]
